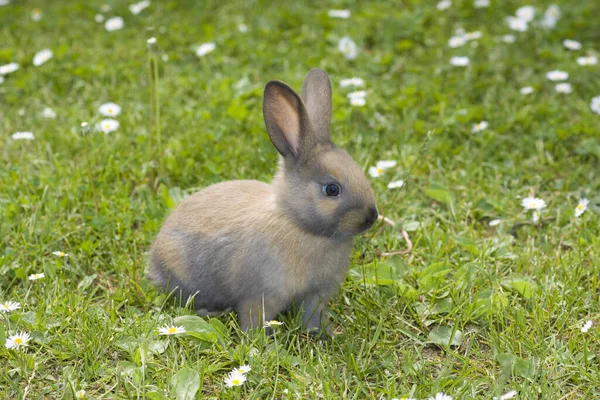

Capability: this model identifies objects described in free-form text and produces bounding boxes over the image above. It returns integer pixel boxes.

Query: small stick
[377,215,413,256]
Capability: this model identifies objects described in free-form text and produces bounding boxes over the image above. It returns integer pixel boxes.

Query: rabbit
[149,68,378,334]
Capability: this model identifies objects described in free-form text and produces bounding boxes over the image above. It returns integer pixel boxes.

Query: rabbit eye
[323,183,341,197]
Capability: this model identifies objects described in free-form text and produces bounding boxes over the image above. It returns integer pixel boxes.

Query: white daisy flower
[52,251,68,257]
[95,14,105,23]
[429,393,452,400]
[437,0,452,10]
[98,119,120,134]
[263,320,284,328]
[328,9,350,19]
[577,56,598,66]
[340,77,364,88]
[575,198,589,217]
[474,0,490,8]
[387,180,405,189]
[75,390,86,399]
[237,23,248,33]
[563,39,581,51]
[540,5,560,29]
[546,70,568,81]
[42,107,57,119]
[591,96,600,114]
[0,301,21,313]
[224,371,246,387]
[33,49,53,67]
[28,273,45,280]
[338,36,358,60]
[472,121,488,133]
[502,34,516,43]
[489,219,501,226]
[521,196,546,210]
[448,36,466,48]
[0,62,19,75]
[516,6,535,22]
[450,56,470,66]
[555,83,572,94]
[464,31,482,41]
[520,86,534,95]
[99,102,121,117]
[12,132,35,140]
[350,97,366,107]
[129,0,151,15]
[32,8,43,21]
[5,332,31,350]
[506,16,528,32]
[158,325,186,335]
[105,17,124,32]
[369,160,396,178]
[494,390,517,400]
[581,320,592,333]
[232,365,251,374]
[0,0,10,6]
[196,42,216,57]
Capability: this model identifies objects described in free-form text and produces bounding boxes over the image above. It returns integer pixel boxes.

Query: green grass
[1,0,600,398]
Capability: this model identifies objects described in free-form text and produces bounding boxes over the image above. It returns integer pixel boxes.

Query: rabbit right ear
[263,81,312,159]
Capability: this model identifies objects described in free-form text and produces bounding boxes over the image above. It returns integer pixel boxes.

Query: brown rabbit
[149,68,378,333]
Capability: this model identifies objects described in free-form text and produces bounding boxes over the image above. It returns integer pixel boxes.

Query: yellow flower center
[15,338,23,344]
[576,204,585,210]
[377,168,383,174]
[168,327,177,334]
[108,108,113,113]
[232,379,240,385]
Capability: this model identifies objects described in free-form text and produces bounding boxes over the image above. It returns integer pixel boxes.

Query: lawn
[1,0,599,398]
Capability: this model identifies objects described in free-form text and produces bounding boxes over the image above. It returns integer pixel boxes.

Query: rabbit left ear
[301,68,332,144]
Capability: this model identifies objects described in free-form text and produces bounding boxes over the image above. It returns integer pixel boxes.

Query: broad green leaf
[174,315,218,342]
[147,392,169,400]
[428,325,463,347]
[502,279,537,299]
[172,367,201,400]
[424,184,455,204]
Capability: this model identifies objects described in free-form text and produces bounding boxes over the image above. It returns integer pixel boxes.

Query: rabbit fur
[149,68,378,333]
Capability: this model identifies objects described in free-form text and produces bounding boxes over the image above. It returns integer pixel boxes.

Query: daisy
[28,273,45,280]
[521,196,546,211]
[328,9,350,19]
[387,180,405,189]
[448,36,466,48]
[541,5,560,29]
[129,0,151,15]
[99,102,121,117]
[519,86,534,95]
[75,390,86,399]
[105,17,124,32]
[450,56,469,66]
[472,121,488,133]
[232,365,251,374]
[429,393,452,400]
[196,42,216,57]
[464,31,482,41]
[546,70,568,81]
[577,56,598,66]
[52,251,68,257]
[516,6,535,22]
[224,371,246,387]
[347,90,367,107]
[506,16,528,32]
[0,62,19,75]
[33,49,53,66]
[575,198,589,217]
[474,0,490,8]
[12,132,35,140]
[147,37,157,50]
[502,34,516,43]
[437,0,452,10]
[493,390,517,400]
[0,301,21,313]
[95,14,105,23]
[5,332,31,350]
[42,107,57,119]
[581,320,592,333]
[489,219,501,226]
[555,83,572,94]
[0,0,10,5]
[338,36,358,60]
[591,96,600,114]
[158,325,186,335]
[340,77,364,88]
[98,119,120,134]
[264,320,284,328]
[563,39,581,51]
[237,23,248,33]
[31,8,43,21]
[368,160,396,178]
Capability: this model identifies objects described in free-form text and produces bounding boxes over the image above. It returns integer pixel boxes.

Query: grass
[1,0,599,398]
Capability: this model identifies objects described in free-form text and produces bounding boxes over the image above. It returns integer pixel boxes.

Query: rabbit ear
[301,68,332,143]
[263,80,312,158]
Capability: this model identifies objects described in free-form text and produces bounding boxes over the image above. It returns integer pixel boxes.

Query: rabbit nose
[364,207,379,228]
